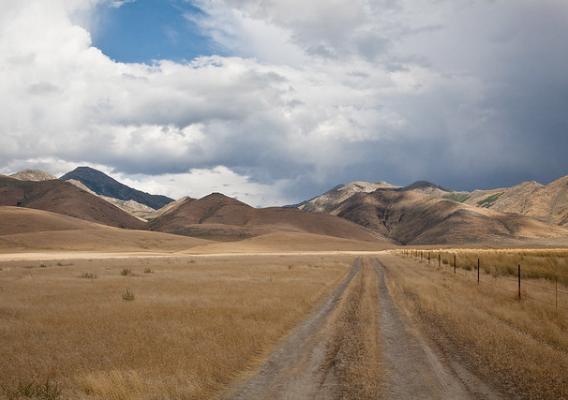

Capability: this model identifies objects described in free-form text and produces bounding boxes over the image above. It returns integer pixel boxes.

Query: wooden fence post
[454,254,457,274]
[438,253,441,267]
[477,258,480,285]
[518,264,521,301]
[556,276,559,311]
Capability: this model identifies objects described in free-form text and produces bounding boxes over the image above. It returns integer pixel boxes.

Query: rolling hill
[0,176,145,229]
[0,206,208,253]
[149,193,386,242]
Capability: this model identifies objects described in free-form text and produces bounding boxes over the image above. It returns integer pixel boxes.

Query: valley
[1,169,568,399]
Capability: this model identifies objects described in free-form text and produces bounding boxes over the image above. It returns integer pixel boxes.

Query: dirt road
[223,258,364,400]
[223,257,502,400]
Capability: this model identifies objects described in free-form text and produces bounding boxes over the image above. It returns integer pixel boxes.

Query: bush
[144,268,153,274]
[1,379,62,400]
[79,272,97,279]
[122,290,135,301]
[120,268,132,276]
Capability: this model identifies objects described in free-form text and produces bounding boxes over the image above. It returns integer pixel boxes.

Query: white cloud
[1,0,567,204]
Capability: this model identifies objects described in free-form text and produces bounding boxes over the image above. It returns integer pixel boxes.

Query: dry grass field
[380,253,568,400]
[0,254,352,400]
[398,248,568,284]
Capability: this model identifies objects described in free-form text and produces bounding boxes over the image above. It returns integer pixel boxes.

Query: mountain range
[2,166,568,248]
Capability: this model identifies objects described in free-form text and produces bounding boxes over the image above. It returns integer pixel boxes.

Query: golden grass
[0,254,350,400]
[381,253,568,400]
[324,260,382,399]
[396,248,568,285]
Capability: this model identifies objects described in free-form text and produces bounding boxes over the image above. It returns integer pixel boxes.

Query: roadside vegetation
[381,253,568,400]
[399,248,568,285]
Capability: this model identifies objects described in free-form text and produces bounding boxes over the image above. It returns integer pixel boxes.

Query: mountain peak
[400,180,450,192]
[10,169,56,182]
[60,167,174,210]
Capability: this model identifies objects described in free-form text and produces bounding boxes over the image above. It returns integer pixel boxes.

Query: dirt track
[223,257,502,400]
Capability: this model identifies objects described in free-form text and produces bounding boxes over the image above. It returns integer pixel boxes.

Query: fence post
[438,253,441,267]
[518,264,521,301]
[428,253,431,265]
[477,258,480,285]
[454,254,457,274]
[421,251,423,262]
[556,276,559,311]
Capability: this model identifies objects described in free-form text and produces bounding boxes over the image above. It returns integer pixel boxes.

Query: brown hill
[187,231,393,254]
[461,176,568,226]
[0,176,145,229]
[327,189,568,245]
[149,193,385,242]
[0,206,208,253]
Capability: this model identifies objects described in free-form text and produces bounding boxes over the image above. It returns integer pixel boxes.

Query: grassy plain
[0,254,351,400]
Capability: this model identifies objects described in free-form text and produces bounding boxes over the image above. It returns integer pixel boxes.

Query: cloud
[1,0,567,205]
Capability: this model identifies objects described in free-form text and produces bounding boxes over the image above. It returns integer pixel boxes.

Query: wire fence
[395,249,568,314]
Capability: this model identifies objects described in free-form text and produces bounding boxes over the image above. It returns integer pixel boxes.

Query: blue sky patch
[93,0,223,63]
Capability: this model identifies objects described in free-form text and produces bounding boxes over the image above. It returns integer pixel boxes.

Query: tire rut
[222,258,362,400]
[373,258,502,400]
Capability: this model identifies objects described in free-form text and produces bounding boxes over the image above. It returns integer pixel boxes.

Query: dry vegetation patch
[399,248,568,284]
[0,255,350,399]
[323,259,382,399]
[380,253,568,400]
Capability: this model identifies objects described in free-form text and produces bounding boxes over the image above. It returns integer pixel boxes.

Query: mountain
[330,188,568,245]
[149,192,386,242]
[64,178,156,220]
[0,206,208,253]
[460,176,568,226]
[0,175,145,229]
[10,169,56,181]
[398,180,450,195]
[294,179,568,245]
[60,167,173,210]
[297,181,398,213]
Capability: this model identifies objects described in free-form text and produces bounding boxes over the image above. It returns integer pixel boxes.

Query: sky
[1,0,567,206]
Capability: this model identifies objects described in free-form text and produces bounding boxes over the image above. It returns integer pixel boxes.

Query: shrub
[144,268,153,274]
[1,379,63,400]
[79,273,97,279]
[122,290,135,301]
[120,268,132,276]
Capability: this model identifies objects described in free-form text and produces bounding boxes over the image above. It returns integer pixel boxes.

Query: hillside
[10,169,56,181]
[297,181,398,213]
[149,193,386,242]
[298,186,568,245]
[0,206,208,253]
[60,167,173,210]
[0,176,145,229]
[460,176,568,226]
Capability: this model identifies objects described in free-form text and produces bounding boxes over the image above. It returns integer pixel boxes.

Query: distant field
[0,254,351,399]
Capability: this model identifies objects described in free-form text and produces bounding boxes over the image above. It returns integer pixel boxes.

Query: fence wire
[396,250,568,313]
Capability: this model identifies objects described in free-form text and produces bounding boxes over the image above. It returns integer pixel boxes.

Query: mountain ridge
[60,167,173,210]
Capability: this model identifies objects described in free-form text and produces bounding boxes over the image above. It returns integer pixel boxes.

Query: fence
[395,249,568,313]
